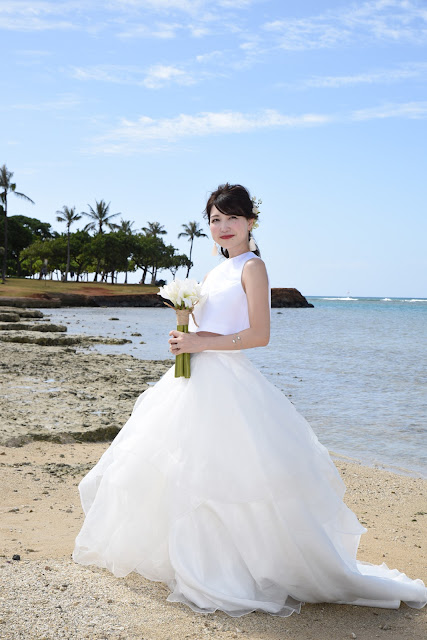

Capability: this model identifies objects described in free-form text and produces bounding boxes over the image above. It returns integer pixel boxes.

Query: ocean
[46,296,427,478]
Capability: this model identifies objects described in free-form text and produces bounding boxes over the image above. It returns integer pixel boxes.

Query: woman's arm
[168,258,270,354]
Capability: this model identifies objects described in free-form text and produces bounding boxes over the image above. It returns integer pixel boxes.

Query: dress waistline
[201,350,242,354]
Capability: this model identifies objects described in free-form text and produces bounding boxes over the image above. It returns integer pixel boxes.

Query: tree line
[0,164,208,285]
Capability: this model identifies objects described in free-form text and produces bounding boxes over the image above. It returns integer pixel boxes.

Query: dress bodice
[188,251,268,335]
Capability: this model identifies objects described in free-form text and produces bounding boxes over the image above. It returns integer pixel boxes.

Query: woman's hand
[168,330,204,355]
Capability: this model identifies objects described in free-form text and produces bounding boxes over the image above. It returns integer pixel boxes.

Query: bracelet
[232,334,241,345]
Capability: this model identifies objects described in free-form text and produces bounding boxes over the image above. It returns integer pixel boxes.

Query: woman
[73,183,427,618]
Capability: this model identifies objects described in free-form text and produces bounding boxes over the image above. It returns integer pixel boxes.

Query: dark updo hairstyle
[204,183,260,258]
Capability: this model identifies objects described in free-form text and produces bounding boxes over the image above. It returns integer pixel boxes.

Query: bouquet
[157,279,204,378]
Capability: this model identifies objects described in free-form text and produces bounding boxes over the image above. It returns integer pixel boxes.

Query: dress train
[73,351,427,617]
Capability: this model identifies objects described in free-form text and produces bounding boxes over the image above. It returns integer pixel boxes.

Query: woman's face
[209,205,253,257]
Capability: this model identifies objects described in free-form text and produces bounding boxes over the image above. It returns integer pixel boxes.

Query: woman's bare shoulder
[242,256,267,276]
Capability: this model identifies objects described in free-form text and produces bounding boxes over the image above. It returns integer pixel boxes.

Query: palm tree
[56,205,82,281]
[0,164,35,284]
[142,221,167,237]
[82,199,121,235]
[115,218,135,234]
[82,200,121,281]
[178,221,208,277]
[113,218,135,283]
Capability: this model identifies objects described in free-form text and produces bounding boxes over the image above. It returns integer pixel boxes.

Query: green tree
[12,215,54,241]
[56,206,82,281]
[68,230,94,281]
[132,234,166,284]
[0,164,34,283]
[89,232,134,283]
[82,200,121,280]
[178,221,208,277]
[0,216,32,276]
[111,217,135,234]
[19,236,66,279]
[165,252,192,280]
[142,221,167,237]
[112,219,136,282]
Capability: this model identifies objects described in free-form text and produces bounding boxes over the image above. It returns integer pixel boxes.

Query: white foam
[382,298,392,301]
[404,299,427,303]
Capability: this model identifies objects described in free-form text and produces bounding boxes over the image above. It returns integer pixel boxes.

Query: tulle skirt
[72,351,427,617]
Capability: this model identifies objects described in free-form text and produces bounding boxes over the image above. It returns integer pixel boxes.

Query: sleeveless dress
[73,252,427,617]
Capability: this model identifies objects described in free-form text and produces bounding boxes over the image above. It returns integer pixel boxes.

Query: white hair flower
[251,196,261,229]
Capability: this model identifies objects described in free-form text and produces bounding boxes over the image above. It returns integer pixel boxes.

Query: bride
[73,183,427,617]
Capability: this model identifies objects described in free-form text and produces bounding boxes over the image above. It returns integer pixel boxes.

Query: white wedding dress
[73,253,427,617]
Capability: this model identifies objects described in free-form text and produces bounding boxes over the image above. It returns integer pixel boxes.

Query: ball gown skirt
[72,351,427,617]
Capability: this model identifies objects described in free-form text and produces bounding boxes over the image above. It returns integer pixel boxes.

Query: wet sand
[0,341,426,639]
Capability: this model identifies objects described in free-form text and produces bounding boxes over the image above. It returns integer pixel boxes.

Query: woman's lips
[220,235,234,239]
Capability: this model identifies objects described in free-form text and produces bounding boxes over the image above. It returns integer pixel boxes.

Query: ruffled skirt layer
[73,351,427,617]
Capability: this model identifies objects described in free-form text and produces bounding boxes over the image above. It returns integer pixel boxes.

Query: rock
[0,322,66,332]
[0,307,44,318]
[131,332,142,336]
[271,288,313,308]
[109,317,120,321]
[0,333,131,346]
[0,312,20,322]
[12,554,21,561]
[0,296,60,308]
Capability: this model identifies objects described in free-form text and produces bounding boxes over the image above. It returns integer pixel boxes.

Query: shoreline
[0,317,424,479]
[0,339,426,638]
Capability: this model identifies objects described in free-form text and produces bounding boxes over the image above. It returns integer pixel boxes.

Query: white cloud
[70,63,195,88]
[90,100,427,154]
[195,50,224,63]
[143,64,195,88]
[264,0,427,50]
[0,1,78,31]
[117,20,183,39]
[0,93,81,112]
[92,108,331,153]
[352,101,427,120]
[299,62,427,89]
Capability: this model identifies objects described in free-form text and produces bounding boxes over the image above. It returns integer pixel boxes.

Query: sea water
[47,297,427,477]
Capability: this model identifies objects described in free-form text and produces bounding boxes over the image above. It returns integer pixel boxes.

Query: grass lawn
[0,278,159,298]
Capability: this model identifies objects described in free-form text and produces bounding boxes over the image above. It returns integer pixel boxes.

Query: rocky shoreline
[0,287,314,308]
[0,307,171,446]
[0,307,426,640]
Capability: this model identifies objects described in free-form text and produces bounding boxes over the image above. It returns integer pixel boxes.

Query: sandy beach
[0,339,426,639]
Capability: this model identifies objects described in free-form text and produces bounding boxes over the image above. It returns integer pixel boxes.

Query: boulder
[271,288,313,308]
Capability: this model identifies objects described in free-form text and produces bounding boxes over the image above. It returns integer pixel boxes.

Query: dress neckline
[228,251,255,261]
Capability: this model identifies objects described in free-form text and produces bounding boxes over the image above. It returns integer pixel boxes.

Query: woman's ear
[248,219,254,231]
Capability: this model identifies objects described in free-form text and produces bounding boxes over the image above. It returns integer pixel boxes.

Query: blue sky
[2,0,426,296]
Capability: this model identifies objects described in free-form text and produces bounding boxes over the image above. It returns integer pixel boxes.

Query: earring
[249,235,256,252]
[211,242,218,256]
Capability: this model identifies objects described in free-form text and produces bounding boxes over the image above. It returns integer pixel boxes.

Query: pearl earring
[211,242,218,256]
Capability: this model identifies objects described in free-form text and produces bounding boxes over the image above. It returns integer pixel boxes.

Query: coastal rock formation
[0,341,171,446]
[0,322,67,332]
[0,307,132,347]
[271,288,314,308]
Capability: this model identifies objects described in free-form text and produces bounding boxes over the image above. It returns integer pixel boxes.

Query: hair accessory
[211,242,218,256]
[251,196,261,229]
[249,235,257,252]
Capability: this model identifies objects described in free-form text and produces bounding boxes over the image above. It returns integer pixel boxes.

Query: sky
[1,0,427,297]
